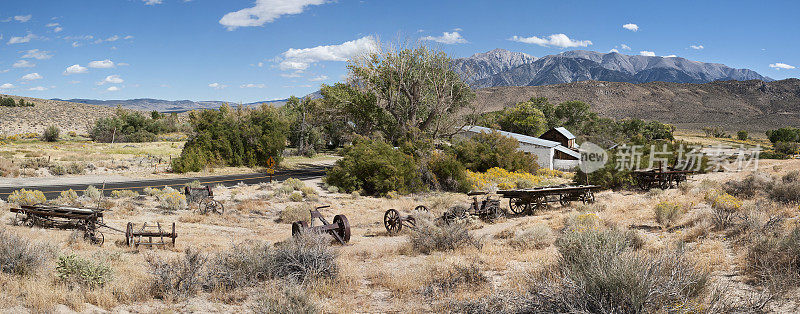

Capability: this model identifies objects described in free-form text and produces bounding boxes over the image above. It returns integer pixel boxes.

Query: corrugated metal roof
[554,145,581,159]
[554,127,576,139]
[462,126,561,148]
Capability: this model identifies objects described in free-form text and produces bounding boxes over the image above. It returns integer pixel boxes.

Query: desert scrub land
[0,160,800,312]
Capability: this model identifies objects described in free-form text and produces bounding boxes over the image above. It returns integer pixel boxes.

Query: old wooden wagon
[632,167,693,190]
[11,204,105,245]
[497,185,600,215]
[184,186,224,214]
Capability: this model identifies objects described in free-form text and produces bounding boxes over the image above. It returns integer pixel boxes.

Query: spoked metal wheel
[384,209,402,235]
[508,198,528,215]
[414,205,429,212]
[332,215,351,243]
[291,221,308,237]
[200,199,224,214]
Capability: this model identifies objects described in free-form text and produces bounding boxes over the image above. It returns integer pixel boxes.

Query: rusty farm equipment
[11,204,105,245]
[125,222,177,248]
[383,205,428,235]
[632,167,693,190]
[498,185,599,215]
[184,185,224,214]
[441,192,504,224]
[291,205,351,245]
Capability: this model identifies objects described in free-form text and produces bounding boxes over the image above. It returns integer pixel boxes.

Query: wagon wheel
[442,206,468,224]
[658,176,670,190]
[171,222,177,246]
[508,198,527,215]
[406,216,417,229]
[582,190,596,204]
[637,177,651,190]
[14,211,27,226]
[92,232,105,246]
[202,199,224,214]
[414,205,429,212]
[291,221,308,237]
[125,222,134,247]
[529,196,545,215]
[333,215,351,244]
[559,194,572,206]
[483,203,504,222]
[384,209,402,235]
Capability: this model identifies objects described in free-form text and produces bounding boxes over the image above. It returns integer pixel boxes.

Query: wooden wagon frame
[184,186,224,214]
[497,185,600,215]
[11,204,105,245]
[632,167,693,190]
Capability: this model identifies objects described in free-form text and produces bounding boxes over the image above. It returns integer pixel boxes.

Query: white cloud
[609,49,619,53]
[13,60,35,68]
[21,73,42,80]
[7,33,36,44]
[106,86,120,91]
[220,0,328,30]
[124,35,134,40]
[64,64,88,74]
[240,83,266,88]
[664,55,677,58]
[622,23,639,31]
[278,36,378,71]
[690,45,704,50]
[639,51,656,57]
[309,75,328,81]
[22,49,52,60]
[54,27,62,32]
[209,82,227,89]
[0,83,14,89]
[770,63,796,70]
[28,86,47,91]
[99,75,124,85]
[14,15,32,23]
[509,34,592,48]
[71,42,81,48]
[106,35,120,42]
[46,22,58,27]
[88,59,115,68]
[421,31,468,44]
[620,44,631,50]
[143,0,163,5]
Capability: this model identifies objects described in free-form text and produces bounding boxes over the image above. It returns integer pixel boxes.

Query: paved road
[0,166,329,201]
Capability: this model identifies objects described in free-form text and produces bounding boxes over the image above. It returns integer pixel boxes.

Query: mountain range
[453,49,773,88]
[51,98,287,112]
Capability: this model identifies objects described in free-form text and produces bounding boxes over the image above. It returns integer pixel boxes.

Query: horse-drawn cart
[11,204,105,245]
[632,168,693,190]
[497,185,600,215]
[184,186,224,214]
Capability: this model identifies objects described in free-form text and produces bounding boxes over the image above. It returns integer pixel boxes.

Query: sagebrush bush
[143,187,162,197]
[654,201,684,228]
[409,218,482,254]
[206,240,272,290]
[42,125,60,142]
[769,180,800,204]
[289,191,304,202]
[0,228,51,276]
[710,192,743,229]
[56,254,112,288]
[0,157,20,177]
[56,189,80,206]
[746,226,800,292]
[111,189,139,198]
[509,223,554,250]
[284,178,305,191]
[325,137,423,196]
[271,233,338,282]
[147,248,207,301]
[300,186,316,196]
[158,190,187,211]
[8,188,46,206]
[83,185,102,201]
[252,284,319,314]
[724,173,773,198]
[422,261,487,296]
[185,180,202,189]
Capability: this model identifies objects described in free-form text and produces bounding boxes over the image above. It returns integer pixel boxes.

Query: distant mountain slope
[451,48,536,83]
[1,94,118,135]
[54,98,287,112]
[454,50,772,88]
[472,79,800,132]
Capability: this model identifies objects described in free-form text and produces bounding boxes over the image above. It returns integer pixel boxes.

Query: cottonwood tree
[346,44,476,142]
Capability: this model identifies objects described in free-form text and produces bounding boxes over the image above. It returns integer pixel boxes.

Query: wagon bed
[632,168,693,190]
[11,204,105,244]
[497,185,600,215]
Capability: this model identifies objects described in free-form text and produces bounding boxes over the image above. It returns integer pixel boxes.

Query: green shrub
[143,187,162,197]
[8,189,46,206]
[57,189,80,206]
[49,164,66,176]
[65,162,85,175]
[279,204,311,224]
[111,189,139,198]
[427,152,470,192]
[452,131,538,173]
[158,189,187,211]
[42,125,60,142]
[284,178,304,190]
[0,228,50,276]
[326,185,339,193]
[171,104,288,173]
[325,137,423,196]
[56,254,112,287]
[299,186,316,196]
[90,109,181,143]
[737,130,748,141]
[288,191,304,202]
[774,141,800,155]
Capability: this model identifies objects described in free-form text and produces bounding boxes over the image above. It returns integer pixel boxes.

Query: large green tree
[496,101,547,136]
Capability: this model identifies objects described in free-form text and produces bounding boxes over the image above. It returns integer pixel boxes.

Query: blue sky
[0,0,797,103]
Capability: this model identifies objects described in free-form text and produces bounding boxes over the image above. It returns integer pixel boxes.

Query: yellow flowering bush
[111,190,139,198]
[712,193,742,212]
[57,189,80,206]
[466,167,546,190]
[158,190,186,211]
[564,212,602,232]
[8,189,46,206]
[654,202,684,228]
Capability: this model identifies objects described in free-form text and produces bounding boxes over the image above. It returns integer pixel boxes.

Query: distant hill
[1,94,118,135]
[52,98,288,112]
[453,49,773,88]
[473,79,800,133]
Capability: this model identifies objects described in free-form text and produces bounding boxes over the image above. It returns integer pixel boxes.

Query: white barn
[457,126,580,170]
